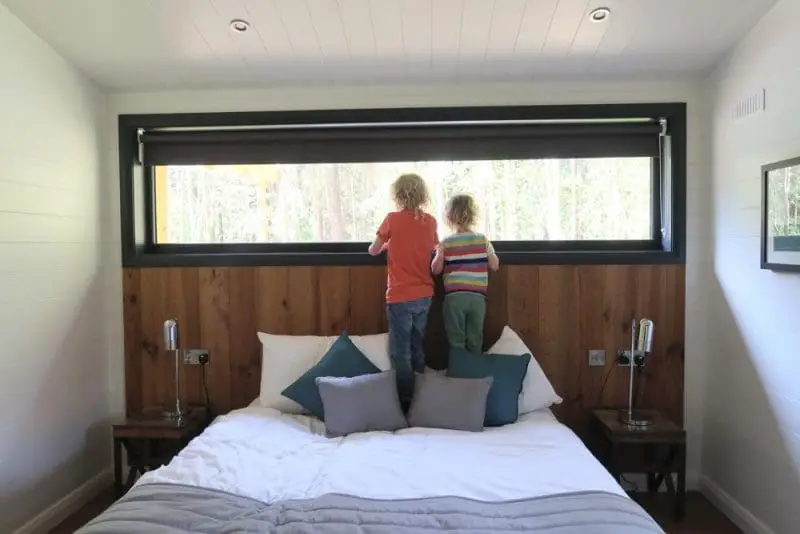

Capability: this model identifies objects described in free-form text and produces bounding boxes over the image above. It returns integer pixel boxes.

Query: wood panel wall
[122,264,685,432]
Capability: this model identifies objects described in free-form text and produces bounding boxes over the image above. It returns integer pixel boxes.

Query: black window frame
[119,103,686,267]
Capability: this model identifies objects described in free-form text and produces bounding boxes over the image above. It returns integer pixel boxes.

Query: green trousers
[443,292,487,352]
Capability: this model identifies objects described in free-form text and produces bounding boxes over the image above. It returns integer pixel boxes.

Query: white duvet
[138,405,625,503]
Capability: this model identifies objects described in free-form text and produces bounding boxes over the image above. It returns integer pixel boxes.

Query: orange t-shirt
[377,210,439,304]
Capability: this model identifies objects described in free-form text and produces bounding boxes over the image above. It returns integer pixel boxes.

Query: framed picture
[762,156,800,271]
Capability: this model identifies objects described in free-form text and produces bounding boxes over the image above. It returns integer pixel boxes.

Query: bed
[80,404,663,533]
[80,327,664,533]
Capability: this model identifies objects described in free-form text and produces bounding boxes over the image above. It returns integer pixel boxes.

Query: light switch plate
[588,349,606,367]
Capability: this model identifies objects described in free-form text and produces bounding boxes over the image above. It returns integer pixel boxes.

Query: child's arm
[368,236,387,256]
[369,215,391,256]
[487,241,500,271]
[431,244,444,275]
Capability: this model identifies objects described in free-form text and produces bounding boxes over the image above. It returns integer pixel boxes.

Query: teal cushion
[447,349,531,427]
[282,333,381,420]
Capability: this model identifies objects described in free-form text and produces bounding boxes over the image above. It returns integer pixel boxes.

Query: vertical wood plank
[254,267,290,334]
[229,267,259,409]
[641,264,684,425]
[601,265,637,409]
[181,269,202,405]
[631,266,660,421]
[483,266,509,348]
[537,265,581,427]
[577,266,607,427]
[287,266,318,334]
[122,268,142,414]
[668,265,686,425]
[198,267,231,414]
[505,265,538,348]
[137,268,167,410]
[348,267,387,335]
[163,268,201,407]
[318,266,350,335]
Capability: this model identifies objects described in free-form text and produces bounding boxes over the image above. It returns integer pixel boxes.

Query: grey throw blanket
[79,483,664,533]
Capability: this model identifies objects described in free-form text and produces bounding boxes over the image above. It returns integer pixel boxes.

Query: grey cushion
[406,373,493,432]
[315,371,408,437]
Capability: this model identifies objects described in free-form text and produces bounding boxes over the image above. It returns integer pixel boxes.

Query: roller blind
[138,120,662,166]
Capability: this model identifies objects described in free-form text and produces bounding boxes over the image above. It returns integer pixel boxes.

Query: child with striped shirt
[432,194,499,352]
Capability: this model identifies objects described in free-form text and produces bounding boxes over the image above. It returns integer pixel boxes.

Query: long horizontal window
[119,104,686,266]
[154,158,653,245]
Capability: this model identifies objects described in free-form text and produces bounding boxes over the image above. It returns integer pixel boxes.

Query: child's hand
[431,245,444,275]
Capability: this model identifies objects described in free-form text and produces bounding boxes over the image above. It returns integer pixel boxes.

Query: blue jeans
[387,297,432,406]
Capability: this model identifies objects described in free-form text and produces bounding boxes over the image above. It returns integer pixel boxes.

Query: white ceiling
[1,0,778,91]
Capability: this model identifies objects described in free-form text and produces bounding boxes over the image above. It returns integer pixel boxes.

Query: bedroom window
[119,104,686,266]
[153,158,653,245]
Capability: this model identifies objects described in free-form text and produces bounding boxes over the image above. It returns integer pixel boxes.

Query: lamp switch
[588,350,606,367]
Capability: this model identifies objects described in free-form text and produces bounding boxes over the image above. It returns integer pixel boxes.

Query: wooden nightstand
[590,409,686,521]
[112,407,208,496]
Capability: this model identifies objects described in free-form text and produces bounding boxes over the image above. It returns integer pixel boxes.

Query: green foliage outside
[768,164,800,237]
[158,158,653,244]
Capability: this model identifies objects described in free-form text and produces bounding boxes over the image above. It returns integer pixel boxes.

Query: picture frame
[761,156,800,271]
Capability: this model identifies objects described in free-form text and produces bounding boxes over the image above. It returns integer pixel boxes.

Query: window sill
[122,248,684,268]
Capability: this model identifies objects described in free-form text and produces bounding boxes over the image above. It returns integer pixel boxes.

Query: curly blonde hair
[446,194,478,232]
[391,173,429,212]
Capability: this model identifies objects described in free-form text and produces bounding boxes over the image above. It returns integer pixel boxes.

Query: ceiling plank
[402,0,432,62]
[307,0,350,60]
[430,0,462,68]
[338,0,376,57]
[515,0,559,54]
[272,0,324,59]
[486,0,527,54]
[459,0,495,57]
[595,0,642,56]
[241,0,295,58]
[542,0,590,54]
[369,0,404,59]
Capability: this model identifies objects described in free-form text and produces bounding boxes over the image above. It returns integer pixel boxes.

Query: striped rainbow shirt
[442,232,489,296]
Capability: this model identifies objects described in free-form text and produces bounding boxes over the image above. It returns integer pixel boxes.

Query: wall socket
[617,349,645,367]
[184,349,210,365]
[588,349,606,367]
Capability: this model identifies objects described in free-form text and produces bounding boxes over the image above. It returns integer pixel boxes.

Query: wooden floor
[49,487,117,534]
[633,493,743,534]
[51,488,741,533]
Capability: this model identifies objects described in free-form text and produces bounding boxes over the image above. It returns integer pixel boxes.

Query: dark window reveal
[119,104,686,267]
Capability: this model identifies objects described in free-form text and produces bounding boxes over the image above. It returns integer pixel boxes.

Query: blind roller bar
[140,121,661,142]
[144,117,659,133]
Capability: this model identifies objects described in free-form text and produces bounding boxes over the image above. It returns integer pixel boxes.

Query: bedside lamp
[163,319,186,422]
[620,318,655,428]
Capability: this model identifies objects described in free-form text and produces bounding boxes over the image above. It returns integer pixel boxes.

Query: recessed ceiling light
[229,19,250,33]
[589,7,611,23]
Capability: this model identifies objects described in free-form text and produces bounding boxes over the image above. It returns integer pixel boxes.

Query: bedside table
[590,409,686,520]
[112,407,208,496]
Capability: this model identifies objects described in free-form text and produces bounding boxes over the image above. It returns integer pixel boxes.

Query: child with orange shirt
[369,174,439,408]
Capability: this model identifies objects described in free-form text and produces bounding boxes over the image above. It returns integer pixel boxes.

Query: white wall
[704,0,800,532]
[0,5,115,533]
[107,79,712,487]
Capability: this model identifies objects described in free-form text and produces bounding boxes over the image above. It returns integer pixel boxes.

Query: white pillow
[487,326,562,414]
[257,332,391,414]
